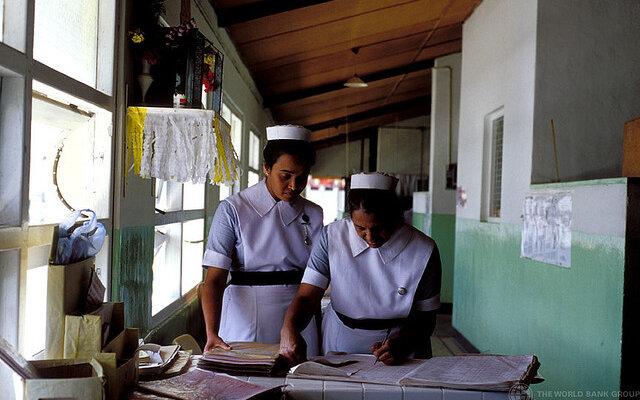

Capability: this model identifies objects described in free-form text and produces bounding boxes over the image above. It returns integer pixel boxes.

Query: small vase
[138,60,153,104]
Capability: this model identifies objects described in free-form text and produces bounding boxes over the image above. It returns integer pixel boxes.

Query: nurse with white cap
[201,125,323,356]
[279,172,441,366]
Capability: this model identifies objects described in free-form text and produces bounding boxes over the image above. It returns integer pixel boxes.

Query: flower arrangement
[203,52,217,92]
[165,18,197,47]
[128,29,160,65]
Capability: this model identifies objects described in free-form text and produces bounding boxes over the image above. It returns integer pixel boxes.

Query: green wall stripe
[453,217,624,393]
[412,212,456,304]
[531,177,626,189]
[412,212,427,233]
[113,225,154,333]
[430,214,456,304]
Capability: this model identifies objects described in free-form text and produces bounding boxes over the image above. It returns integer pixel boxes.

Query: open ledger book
[290,353,542,392]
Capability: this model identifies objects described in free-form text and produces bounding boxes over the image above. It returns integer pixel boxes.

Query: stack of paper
[398,354,541,391]
[135,368,284,400]
[289,353,542,392]
[198,342,286,376]
[139,344,181,377]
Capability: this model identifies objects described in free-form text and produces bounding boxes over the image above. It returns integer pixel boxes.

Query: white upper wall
[430,53,461,215]
[457,0,538,223]
[378,115,430,176]
[531,0,640,183]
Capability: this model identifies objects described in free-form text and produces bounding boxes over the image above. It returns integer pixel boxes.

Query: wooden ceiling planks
[255,24,461,89]
[231,0,454,65]
[211,0,480,143]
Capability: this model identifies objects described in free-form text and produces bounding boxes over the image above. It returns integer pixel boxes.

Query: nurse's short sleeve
[301,226,331,289]
[202,200,238,270]
[413,244,442,312]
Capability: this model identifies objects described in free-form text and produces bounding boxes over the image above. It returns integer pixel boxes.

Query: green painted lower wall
[412,212,455,304]
[453,217,624,393]
[431,214,455,304]
[112,226,154,333]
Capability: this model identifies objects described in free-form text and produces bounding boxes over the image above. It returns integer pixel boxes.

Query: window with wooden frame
[0,0,117,366]
[481,107,504,222]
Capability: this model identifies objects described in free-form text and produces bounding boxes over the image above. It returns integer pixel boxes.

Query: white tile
[363,383,403,400]
[482,392,510,400]
[442,388,482,400]
[284,378,323,400]
[324,380,363,400]
[247,376,286,387]
[402,385,443,400]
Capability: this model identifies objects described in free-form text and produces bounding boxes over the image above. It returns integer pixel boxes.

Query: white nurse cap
[350,172,398,190]
[266,125,311,142]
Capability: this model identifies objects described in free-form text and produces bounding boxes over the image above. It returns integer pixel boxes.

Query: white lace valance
[126,107,241,185]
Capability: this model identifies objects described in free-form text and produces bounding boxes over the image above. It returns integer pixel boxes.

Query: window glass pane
[1,0,27,52]
[25,245,50,358]
[230,113,242,156]
[29,82,112,225]
[181,219,204,294]
[219,184,232,201]
[152,223,181,315]
[183,182,204,210]
[221,103,231,124]
[249,131,260,170]
[490,117,504,218]
[1,76,25,227]
[0,0,4,42]
[202,84,207,109]
[248,171,259,188]
[0,249,20,349]
[34,0,99,87]
[155,179,182,212]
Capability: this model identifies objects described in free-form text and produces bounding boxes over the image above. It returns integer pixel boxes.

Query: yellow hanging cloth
[126,107,147,176]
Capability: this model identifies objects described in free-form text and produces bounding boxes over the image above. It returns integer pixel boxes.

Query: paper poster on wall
[521,192,572,268]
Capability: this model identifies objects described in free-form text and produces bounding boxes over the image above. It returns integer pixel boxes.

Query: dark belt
[334,309,407,330]
[229,270,304,286]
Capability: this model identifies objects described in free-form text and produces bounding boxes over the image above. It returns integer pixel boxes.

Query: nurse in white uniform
[201,125,323,356]
[280,172,441,366]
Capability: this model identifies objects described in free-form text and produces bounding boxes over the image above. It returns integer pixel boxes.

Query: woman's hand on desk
[371,340,397,365]
[204,334,231,352]
[279,326,307,367]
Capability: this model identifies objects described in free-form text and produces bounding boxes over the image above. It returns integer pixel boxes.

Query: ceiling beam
[312,127,378,150]
[265,59,435,107]
[307,95,430,132]
[214,0,334,27]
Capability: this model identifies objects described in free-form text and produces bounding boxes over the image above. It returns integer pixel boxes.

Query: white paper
[399,354,537,391]
[521,192,572,267]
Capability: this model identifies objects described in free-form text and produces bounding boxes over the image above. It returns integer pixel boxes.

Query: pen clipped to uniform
[374,328,392,364]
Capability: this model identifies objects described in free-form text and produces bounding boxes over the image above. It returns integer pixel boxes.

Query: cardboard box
[95,328,139,400]
[45,257,95,358]
[623,117,640,177]
[23,358,104,400]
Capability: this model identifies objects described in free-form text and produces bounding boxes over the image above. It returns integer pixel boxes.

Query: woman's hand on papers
[279,327,307,367]
[204,334,231,352]
[371,340,397,365]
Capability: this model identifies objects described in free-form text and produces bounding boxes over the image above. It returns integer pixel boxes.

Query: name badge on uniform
[301,214,312,245]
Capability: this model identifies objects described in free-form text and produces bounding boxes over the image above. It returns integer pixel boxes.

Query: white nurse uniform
[203,179,323,355]
[302,218,441,355]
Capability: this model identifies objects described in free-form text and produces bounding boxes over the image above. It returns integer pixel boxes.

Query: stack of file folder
[197,342,286,376]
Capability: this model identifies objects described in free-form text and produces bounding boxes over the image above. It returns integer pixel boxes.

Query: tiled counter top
[237,376,511,400]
